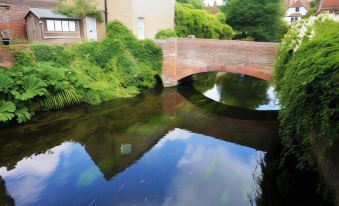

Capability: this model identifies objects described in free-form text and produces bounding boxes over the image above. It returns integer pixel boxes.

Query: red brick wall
[0,0,59,40]
[156,38,279,87]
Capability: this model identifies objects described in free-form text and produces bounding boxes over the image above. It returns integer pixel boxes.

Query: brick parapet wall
[0,45,29,68]
[156,38,279,87]
[0,0,59,40]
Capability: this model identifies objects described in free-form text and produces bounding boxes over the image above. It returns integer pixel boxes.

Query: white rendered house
[284,0,310,23]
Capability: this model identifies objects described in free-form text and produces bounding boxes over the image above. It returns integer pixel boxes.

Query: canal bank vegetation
[274,16,339,168]
[0,21,163,125]
[155,29,178,39]
[174,3,234,39]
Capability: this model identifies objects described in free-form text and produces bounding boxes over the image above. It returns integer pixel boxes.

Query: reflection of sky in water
[0,129,263,206]
[204,84,280,111]
[256,86,280,111]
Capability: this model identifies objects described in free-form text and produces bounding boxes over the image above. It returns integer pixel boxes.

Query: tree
[175,3,234,39]
[221,0,285,42]
[176,0,205,9]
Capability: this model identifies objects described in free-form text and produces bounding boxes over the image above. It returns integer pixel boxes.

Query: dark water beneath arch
[0,73,334,206]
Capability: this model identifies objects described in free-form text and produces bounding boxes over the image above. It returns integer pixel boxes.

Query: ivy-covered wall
[274,15,339,167]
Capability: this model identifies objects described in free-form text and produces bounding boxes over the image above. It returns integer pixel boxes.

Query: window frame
[45,19,77,32]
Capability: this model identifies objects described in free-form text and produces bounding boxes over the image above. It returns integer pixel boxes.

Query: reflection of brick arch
[156,38,278,87]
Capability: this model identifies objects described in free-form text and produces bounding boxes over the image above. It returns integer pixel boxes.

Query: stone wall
[156,38,279,87]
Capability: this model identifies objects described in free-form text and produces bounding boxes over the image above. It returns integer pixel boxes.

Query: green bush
[274,17,339,168]
[222,0,285,42]
[175,3,234,39]
[56,0,103,22]
[155,29,177,39]
[0,21,163,125]
[176,0,204,9]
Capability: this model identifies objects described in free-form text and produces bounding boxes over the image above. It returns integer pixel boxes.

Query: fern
[0,100,16,123]
[15,107,32,123]
[34,85,83,111]
[12,75,47,100]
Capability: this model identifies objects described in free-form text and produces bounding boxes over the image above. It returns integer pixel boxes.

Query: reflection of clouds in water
[256,86,280,111]
[161,130,262,206]
[203,85,221,102]
[0,142,75,206]
[154,128,193,149]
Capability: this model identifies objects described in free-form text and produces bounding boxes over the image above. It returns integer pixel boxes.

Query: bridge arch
[156,38,279,87]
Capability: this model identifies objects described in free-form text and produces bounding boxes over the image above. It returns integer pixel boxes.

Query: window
[291,17,298,23]
[137,17,145,40]
[62,21,69,31]
[54,21,62,31]
[69,21,76,31]
[45,20,77,32]
[46,20,55,31]
[296,7,299,12]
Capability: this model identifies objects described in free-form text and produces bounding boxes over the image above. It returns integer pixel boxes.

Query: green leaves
[12,75,47,101]
[0,100,16,123]
[0,73,14,92]
[222,0,285,42]
[35,85,83,111]
[0,21,162,126]
[15,107,32,123]
[175,3,234,40]
[274,19,339,168]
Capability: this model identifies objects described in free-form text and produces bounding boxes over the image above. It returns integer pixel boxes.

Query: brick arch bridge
[156,38,279,87]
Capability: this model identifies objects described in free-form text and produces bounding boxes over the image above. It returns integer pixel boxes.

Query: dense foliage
[274,16,339,167]
[176,0,205,9]
[221,0,286,42]
[155,29,177,39]
[0,21,163,125]
[175,3,234,39]
[57,0,103,21]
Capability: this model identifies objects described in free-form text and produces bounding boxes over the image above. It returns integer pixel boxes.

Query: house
[64,0,176,40]
[0,0,59,40]
[24,8,82,43]
[0,0,175,42]
[284,0,310,23]
[317,0,339,15]
[205,1,220,14]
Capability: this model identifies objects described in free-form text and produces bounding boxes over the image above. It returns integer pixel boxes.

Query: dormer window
[296,7,300,12]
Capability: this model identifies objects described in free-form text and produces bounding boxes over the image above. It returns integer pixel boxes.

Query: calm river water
[0,73,334,206]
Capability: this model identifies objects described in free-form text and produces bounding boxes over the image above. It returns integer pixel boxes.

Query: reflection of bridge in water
[0,87,278,182]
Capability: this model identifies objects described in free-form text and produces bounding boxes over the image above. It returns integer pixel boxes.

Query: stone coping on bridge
[156,38,279,87]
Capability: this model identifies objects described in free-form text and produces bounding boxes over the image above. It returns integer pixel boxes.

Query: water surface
[0,74,333,206]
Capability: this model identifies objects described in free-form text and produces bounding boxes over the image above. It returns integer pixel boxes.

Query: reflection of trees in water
[253,147,335,206]
[192,72,270,109]
[0,176,15,206]
[192,72,218,93]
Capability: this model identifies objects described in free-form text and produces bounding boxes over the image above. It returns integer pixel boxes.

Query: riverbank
[273,15,339,203]
[0,21,163,125]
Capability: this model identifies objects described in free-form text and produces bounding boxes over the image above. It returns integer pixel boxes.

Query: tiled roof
[318,0,339,12]
[291,0,310,10]
[285,0,310,10]
[288,12,303,17]
[25,8,81,20]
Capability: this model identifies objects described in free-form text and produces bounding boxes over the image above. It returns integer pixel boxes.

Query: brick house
[317,0,339,15]
[204,1,221,14]
[0,0,59,40]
